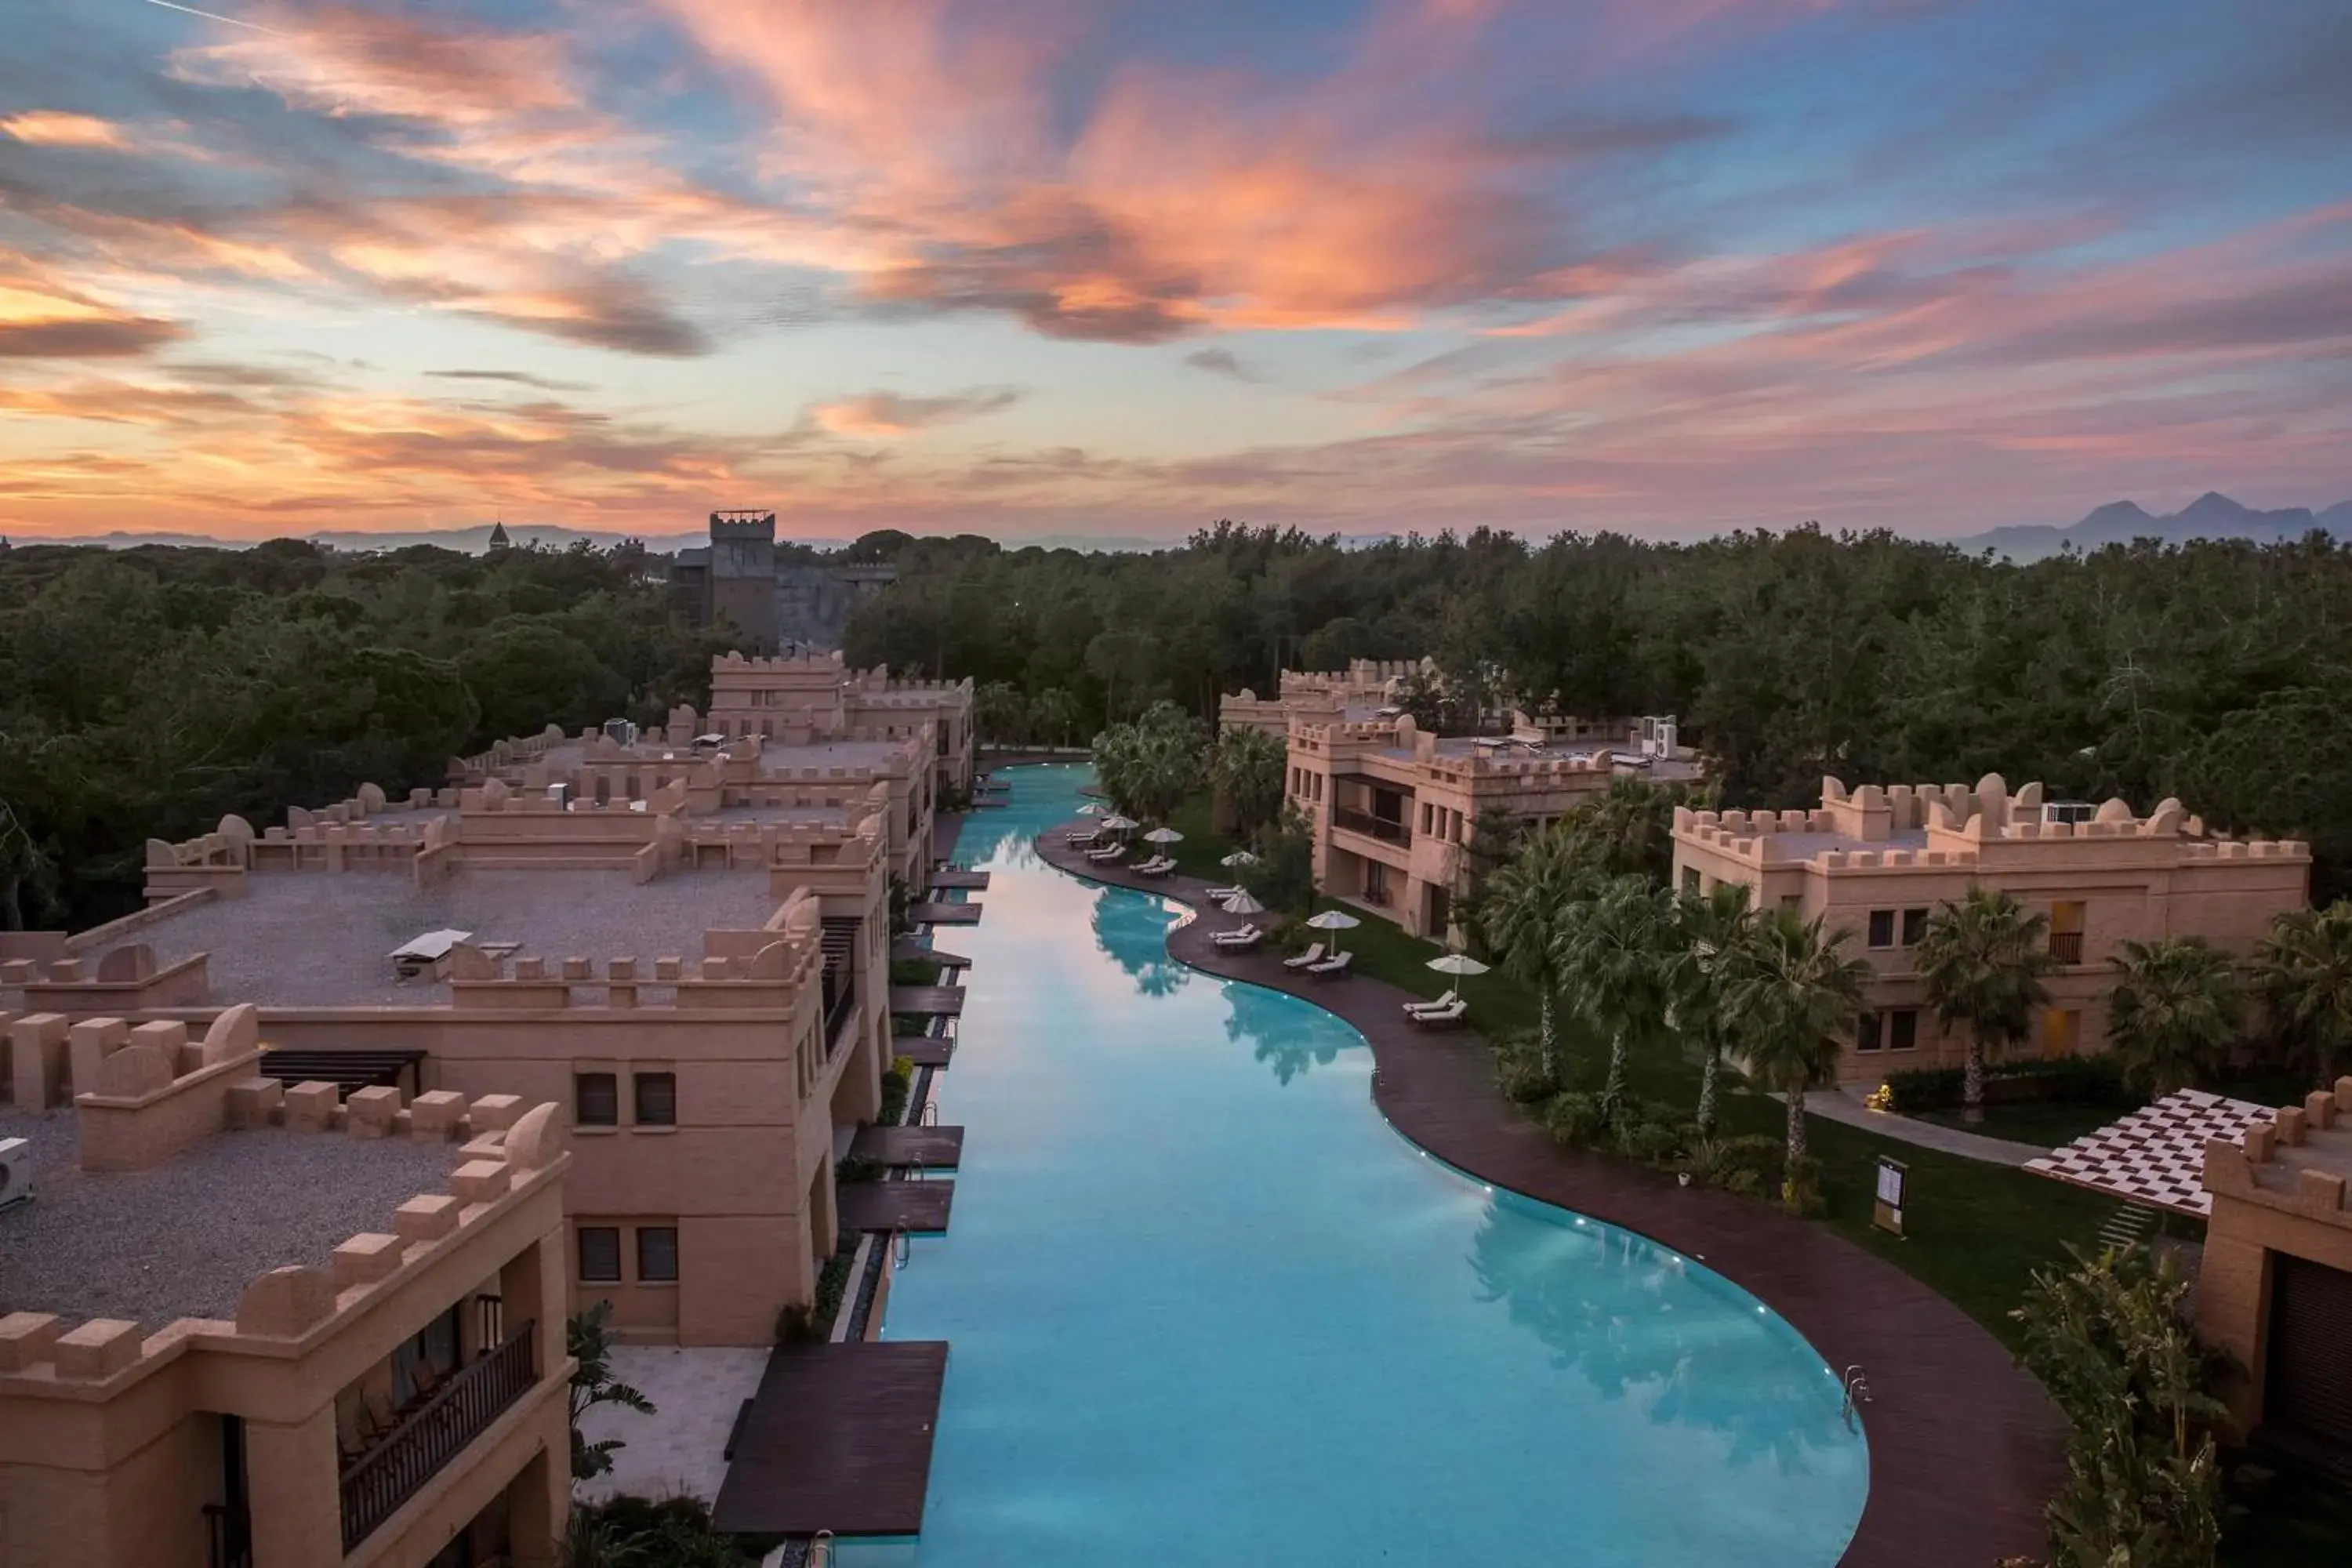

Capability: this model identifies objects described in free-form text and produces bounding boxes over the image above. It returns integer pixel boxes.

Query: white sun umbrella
[1142,826,1185,844]
[1425,953,1491,978]
[1220,849,1260,868]
[1099,814,1138,831]
[1221,891,1266,916]
[1076,801,1109,817]
[1303,907,1361,953]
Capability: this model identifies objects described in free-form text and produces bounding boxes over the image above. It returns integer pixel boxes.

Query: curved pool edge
[1026,812,2063,1568]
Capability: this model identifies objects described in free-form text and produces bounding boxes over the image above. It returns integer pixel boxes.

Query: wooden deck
[1034,827,2067,1568]
[930,867,991,890]
[850,1124,966,1169]
[889,985,967,1017]
[892,938,973,969]
[895,1038,955,1069]
[910,902,982,925]
[837,1179,956,1234]
[710,1342,950,1537]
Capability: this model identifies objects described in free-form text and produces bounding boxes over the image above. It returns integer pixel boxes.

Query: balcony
[1331,806,1412,848]
[342,1325,537,1552]
[825,980,859,1057]
[2048,931,2085,965]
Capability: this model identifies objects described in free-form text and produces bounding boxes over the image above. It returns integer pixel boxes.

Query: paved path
[1035,822,2064,1568]
[1803,1087,2049,1167]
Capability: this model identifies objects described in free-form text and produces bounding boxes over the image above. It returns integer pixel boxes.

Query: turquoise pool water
[845,765,1867,1566]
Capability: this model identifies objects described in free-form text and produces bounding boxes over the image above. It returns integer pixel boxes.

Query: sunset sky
[2,0,2349,543]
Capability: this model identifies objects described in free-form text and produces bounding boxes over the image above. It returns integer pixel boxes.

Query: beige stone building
[1218,660,1428,737]
[1283,712,1698,938]
[703,649,976,799]
[2197,1083,2352,1475]
[1670,775,2311,1085]
[0,654,969,1349]
[0,1004,572,1568]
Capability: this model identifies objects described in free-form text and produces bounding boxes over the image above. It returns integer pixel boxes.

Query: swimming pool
[845,765,1867,1566]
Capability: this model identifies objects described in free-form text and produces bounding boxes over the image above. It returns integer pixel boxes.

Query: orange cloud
[0,111,129,148]
[0,264,185,358]
[808,389,1022,437]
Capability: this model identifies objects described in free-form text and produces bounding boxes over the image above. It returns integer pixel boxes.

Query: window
[1780,894,1802,913]
[633,1072,677,1126]
[1866,909,1896,949]
[1854,1012,1882,1052]
[1682,866,1701,894]
[578,1226,622,1283]
[575,1073,619,1127]
[637,1227,680,1283]
[1900,908,1929,947]
[1889,1009,1919,1051]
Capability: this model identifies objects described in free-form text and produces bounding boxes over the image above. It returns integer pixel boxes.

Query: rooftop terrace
[85,866,781,1007]
[0,1110,457,1327]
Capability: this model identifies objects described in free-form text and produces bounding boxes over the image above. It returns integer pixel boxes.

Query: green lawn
[1915,1098,2131,1149]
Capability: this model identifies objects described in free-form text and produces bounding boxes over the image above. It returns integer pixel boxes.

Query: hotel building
[0,1003,572,1568]
[1669,775,2310,1084]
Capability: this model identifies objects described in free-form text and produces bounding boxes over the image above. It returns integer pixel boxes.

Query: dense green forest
[844,522,2352,902]
[0,538,728,931]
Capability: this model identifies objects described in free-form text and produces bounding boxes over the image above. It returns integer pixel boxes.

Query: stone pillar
[498,1227,567,1377]
[10,1014,70,1111]
[506,1446,564,1568]
[244,1406,343,1568]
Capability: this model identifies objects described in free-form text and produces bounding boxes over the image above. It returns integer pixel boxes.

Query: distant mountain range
[1955,492,2352,560]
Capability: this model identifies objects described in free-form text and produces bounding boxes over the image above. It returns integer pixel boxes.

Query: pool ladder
[809,1529,835,1567]
[1841,1366,1872,1428]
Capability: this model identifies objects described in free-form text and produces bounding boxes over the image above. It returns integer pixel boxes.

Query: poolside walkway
[1802,1086,2048,1167]
[1036,825,2065,1568]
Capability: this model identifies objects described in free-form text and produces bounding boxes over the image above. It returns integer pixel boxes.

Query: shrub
[1615,1116,1686,1166]
[889,956,945,986]
[1495,1031,1560,1104]
[1882,1057,2129,1114]
[1542,1091,1606,1146]
[2013,1247,2227,1568]
[837,1154,883,1184]
[879,1055,913,1126]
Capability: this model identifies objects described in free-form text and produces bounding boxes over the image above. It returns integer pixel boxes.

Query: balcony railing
[2049,931,2085,965]
[342,1324,536,1552]
[1331,806,1412,847]
[825,981,859,1056]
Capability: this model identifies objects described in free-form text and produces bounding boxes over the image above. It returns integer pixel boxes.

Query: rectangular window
[1780,893,1802,913]
[575,1073,619,1127]
[633,1072,677,1126]
[1854,1012,1882,1052]
[637,1226,680,1283]
[1682,866,1701,893]
[578,1226,622,1283]
[1900,908,1929,947]
[1889,1009,1919,1051]
[1866,909,1896,949]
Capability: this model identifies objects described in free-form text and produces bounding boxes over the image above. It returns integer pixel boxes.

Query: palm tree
[1557,874,1675,1120]
[1669,883,1755,1134]
[1726,910,1871,1210]
[1206,726,1285,838]
[2106,937,2244,1097]
[1478,825,1590,1080]
[2255,901,2352,1089]
[1915,887,2056,1124]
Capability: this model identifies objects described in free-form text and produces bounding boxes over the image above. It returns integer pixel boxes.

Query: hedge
[1878,1056,2129,1114]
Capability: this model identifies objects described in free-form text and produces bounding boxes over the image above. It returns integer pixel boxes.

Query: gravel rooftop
[0,1109,459,1329]
[86,866,782,1007]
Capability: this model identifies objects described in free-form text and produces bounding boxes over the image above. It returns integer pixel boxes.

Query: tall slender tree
[1669,882,1756,1133]
[2106,937,2244,1097]
[1916,887,2058,1124]
[1726,910,1871,1210]
[1557,874,1676,1120]
[1478,824,1590,1080]
[2254,901,2352,1089]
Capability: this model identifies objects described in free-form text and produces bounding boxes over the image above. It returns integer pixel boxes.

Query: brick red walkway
[1036,826,2063,1568]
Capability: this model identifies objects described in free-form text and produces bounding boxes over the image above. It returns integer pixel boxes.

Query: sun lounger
[1210,924,1262,949]
[1410,998,1468,1029]
[1404,989,1459,1016]
[1307,950,1355,978]
[1204,884,1243,902]
[1281,942,1325,971]
[1086,844,1127,863]
[1135,856,1174,877]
